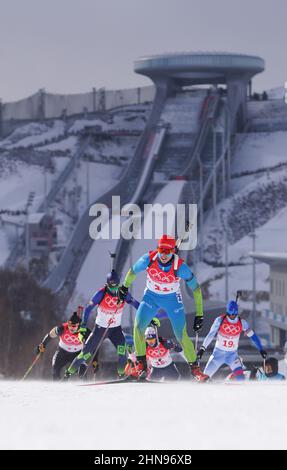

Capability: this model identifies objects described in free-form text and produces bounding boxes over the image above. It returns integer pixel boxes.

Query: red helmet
[157,234,176,253]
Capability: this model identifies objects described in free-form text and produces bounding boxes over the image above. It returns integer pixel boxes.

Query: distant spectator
[259,357,285,381]
[262,91,268,101]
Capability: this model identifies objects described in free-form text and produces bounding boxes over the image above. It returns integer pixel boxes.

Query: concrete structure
[0,86,155,129]
[28,213,57,256]
[135,52,265,130]
[251,252,287,347]
[44,52,266,310]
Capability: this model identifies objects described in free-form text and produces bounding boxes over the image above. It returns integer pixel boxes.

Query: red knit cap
[158,234,176,252]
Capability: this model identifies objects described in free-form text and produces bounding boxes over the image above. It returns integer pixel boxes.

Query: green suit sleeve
[124,269,137,288]
[193,287,203,317]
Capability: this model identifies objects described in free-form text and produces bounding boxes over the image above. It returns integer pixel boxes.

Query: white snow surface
[0,159,69,218]
[68,114,146,134]
[0,157,70,265]
[1,380,286,450]
[0,122,50,147]
[232,131,287,176]
[38,135,78,152]
[0,120,66,149]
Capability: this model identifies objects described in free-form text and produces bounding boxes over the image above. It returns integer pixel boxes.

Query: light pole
[73,148,79,222]
[224,101,231,192]
[250,229,256,330]
[196,152,204,262]
[86,155,90,207]
[246,215,257,330]
[43,159,48,213]
[129,248,134,335]
[212,124,217,211]
[224,227,229,303]
[25,191,35,272]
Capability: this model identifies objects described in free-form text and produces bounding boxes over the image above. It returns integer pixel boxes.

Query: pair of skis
[78,376,170,387]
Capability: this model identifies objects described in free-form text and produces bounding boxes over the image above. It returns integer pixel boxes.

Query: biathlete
[125,321,182,381]
[118,234,208,381]
[65,270,139,379]
[197,300,267,381]
[36,310,88,380]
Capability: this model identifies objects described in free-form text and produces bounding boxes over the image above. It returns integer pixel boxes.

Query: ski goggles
[107,284,118,291]
[158,247,174,254]
[68,322,80,330]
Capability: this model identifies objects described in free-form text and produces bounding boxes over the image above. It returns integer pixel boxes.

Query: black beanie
[265,357,278,376]
[69,312,81,324]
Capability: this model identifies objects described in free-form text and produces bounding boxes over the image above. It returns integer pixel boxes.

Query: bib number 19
[223,340,234,348]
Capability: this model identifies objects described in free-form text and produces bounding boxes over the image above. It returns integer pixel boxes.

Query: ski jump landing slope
[69,180,186,312]
[1,380,286,450]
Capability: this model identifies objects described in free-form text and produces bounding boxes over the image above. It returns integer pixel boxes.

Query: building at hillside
[28,213,57,256]
[250,252,287,347]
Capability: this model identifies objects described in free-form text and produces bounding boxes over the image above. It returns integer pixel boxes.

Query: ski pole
[82,310,119,379]
[175,221,191,253]
[236,290,242,302]
[77,305,84,319]
[21,353,42,381]
[195,332,199,354]
[154,324,161,358]
[263,357,266,375]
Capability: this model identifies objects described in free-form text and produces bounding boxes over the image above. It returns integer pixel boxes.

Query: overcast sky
[1,0,286,102]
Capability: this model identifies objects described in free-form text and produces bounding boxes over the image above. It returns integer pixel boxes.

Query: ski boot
[189,362,209,382]
[117,364,128,380]
[63,369,73,381]
[124,356,147,381]
[78,363,88,380]
[134,356,148,380]
[63,364,78,381]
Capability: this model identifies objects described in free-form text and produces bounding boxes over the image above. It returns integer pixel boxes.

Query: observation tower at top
[134,52,265,126]
[134,52,264,86]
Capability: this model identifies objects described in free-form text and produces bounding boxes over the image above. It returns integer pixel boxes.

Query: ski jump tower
[134,52,265,131]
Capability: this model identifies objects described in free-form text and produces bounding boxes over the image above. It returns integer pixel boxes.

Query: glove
[78,326,87,343]
[197,346,206,360]
[174,344,183,353]
[77,305,84,317]
[260,349,267,359]
[118,285,128,303]
[193,316,203,332]
[35,343,45,355]
[249,366,259,381]
[127,344,133,354]
[150,317,160,328]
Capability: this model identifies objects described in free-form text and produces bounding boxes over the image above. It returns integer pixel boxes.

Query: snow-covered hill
[1,98,287,326]
[199,126,287,319]
[1,380,286,450]
[0,106,150,269]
